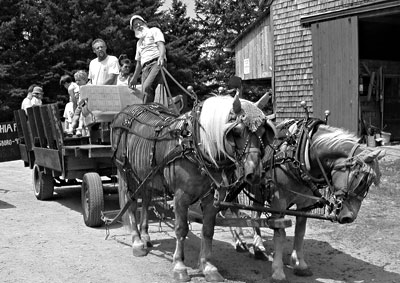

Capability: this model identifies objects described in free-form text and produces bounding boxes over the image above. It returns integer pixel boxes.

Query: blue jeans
[141,61,162,103]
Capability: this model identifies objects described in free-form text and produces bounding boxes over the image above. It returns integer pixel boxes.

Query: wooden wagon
[14,83,292,233]
[14,85,141,227]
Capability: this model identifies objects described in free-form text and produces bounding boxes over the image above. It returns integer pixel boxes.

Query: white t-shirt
[63,102,74,123]
[135,27,165,66]
[116,74,131,86]
[21,97,32,112]
[88,55,119,85]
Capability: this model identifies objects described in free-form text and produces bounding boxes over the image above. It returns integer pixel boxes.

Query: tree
[194,0,263,88]
[0,0,265,122]
[0,0,163,122]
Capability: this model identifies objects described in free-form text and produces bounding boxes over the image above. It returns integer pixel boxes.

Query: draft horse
[230,118,385,283]
[110,94,276,282]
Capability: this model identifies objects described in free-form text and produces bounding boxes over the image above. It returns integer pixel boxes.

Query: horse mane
[312,124,383,186]
[199,95,234,166]
[311,124,360,151]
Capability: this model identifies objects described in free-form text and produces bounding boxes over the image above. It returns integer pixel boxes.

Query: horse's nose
[338,215,355,224]
[337,198,362,224]
[338,206,355,224]
[244,159,263,185]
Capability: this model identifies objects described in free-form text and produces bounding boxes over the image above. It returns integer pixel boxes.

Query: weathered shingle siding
[234,16,273,80]
[272,0,369,120]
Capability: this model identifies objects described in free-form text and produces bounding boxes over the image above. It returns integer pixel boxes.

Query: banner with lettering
[0,121,21,162]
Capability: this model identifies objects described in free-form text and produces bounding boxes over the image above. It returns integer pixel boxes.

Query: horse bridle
[279,120,373,218]
[330,145,373,201]
[225,120,267,158]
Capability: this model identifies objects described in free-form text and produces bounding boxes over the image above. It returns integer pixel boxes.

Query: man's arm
[129,62,142,88]
[157,41,166,67]
[103,74,118,85]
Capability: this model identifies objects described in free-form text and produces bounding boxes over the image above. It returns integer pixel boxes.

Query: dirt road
[1,147,400,283]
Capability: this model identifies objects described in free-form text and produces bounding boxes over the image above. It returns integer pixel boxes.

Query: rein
[104,142,189,231]
[267,118,330,207]
[330,143,372,201]
[189,103,239,190]
[107,100,258,228]
[273,119,368,215]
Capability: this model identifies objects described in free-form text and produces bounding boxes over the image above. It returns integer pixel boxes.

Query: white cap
[130,15,146,29]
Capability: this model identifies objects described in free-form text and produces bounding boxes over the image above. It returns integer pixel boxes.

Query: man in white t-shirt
[31,86,44,106]
[88,38,119,85]
[128,15,166,103]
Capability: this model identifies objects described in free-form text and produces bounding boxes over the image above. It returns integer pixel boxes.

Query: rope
[161,66,198,103]
[160,67,179,115]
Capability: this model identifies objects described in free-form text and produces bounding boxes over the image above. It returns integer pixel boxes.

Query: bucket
[366,135,376,147]
[381,131,391,146]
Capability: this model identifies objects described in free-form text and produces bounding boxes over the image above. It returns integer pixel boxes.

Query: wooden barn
[228,0,400,141]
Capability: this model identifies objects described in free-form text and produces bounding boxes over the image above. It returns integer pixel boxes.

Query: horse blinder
[224,122,245,157]
[331,157,372,202]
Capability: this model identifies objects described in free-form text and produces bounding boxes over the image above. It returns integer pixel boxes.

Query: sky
[161,0,196,18]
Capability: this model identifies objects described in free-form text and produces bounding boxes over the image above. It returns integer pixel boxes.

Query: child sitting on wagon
[73,70,89,136]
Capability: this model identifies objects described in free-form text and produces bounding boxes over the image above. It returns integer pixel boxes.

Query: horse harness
[263,118,324,204]
[265,118,374,217]
[107,102,260,226]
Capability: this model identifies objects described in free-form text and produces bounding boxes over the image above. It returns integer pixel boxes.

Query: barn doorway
[358,11,400,142]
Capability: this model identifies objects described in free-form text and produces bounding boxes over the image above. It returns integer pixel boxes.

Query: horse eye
[232,124,245,137]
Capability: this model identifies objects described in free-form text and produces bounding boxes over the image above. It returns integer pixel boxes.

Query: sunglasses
[131,22,143,30]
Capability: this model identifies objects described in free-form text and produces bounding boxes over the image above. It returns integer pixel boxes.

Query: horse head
[330,148,385,223]
[199,94,276,186]
[225,94,276,184]
[308,124,386,224]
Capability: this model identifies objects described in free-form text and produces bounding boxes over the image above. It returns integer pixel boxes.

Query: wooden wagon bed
[13,85,142,227]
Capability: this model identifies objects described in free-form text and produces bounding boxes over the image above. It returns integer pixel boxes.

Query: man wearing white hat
[128,15,166,103]
[31,86,44,106]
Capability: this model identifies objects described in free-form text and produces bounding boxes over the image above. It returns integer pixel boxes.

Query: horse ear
[254,92,272,109]
[233,93,241,114]
[265,120,277,144]
[363,149,386,163]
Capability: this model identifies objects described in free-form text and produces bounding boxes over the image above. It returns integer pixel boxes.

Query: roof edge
[226,5,272,49]
[300,0,400,26]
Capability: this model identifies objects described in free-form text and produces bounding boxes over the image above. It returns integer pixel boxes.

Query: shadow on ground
[140,231,400,283]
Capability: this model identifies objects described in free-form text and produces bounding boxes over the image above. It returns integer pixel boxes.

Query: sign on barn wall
[0,121,21,162]
[244,58,250,75]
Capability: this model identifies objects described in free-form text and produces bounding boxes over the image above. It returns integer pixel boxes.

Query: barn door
[312,16,359,132]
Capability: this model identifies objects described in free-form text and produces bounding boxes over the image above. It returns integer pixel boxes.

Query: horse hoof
[294,268,313,277]
[142,235,153,248]
[173,270,191,282]
[132,243,148,257]
[204,271,224,282]
[235,242,248,253]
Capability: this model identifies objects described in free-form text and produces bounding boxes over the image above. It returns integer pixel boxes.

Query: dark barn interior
[358,12,400,142]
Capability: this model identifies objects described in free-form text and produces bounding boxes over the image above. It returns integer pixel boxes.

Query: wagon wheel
[33,164,54,200]
[81,172,104,227]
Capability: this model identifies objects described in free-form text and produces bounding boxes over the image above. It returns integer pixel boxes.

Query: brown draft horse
[110,94,276,282]
[229,118,385,283]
